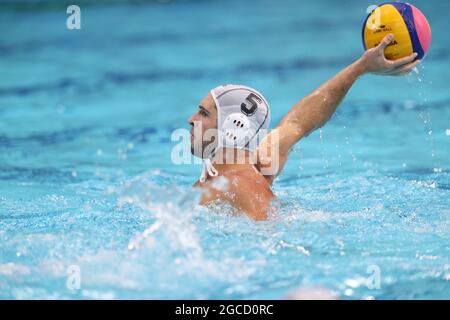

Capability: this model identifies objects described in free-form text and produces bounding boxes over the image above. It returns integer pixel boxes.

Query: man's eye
[199,110,208,116]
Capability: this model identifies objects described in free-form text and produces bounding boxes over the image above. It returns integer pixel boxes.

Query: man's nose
[188,113,198,126]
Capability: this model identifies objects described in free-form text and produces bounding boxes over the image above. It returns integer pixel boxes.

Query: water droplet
[344,288,354,296]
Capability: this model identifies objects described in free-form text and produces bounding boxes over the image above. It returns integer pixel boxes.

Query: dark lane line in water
[0,54,417,98]
[0,165,81,183]
[0,125,161,148]
[339,98,450,114]
[0,37,76,56]
[0,57,346,97]
[0,126,95,147]
[1,50,449,99]
[1,98,448,136]
[0,78,88,97]
[114,126,158,142]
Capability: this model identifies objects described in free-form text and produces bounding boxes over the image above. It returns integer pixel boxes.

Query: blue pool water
[0,0,449,299]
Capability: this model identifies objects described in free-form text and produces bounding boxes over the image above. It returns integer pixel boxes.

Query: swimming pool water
[0,0,449,299]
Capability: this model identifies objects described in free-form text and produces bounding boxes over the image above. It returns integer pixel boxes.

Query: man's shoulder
[198,168,274,220]
[220,168,273,197]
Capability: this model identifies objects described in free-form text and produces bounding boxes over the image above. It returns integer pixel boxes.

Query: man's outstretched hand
[358,33,421,76]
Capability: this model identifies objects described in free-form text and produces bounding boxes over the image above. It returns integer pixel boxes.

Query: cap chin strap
[199,157,218,183]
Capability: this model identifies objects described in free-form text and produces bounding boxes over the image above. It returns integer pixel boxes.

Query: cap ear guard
[221,113,255,149]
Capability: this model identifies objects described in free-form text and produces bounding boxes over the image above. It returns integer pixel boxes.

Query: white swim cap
[199,84,271,182]
[210,84,270,152]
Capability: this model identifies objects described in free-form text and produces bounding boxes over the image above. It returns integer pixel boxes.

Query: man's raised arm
[257,34,420,183]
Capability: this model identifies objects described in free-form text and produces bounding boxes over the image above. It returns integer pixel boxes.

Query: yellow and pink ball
[362,2,432,60]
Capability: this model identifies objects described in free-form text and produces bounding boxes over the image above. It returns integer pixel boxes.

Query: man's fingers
[395,60,421,75]
[372,69,393,75]
[377,33,394,51]
[390,52,418,68]
[383,60,421,76]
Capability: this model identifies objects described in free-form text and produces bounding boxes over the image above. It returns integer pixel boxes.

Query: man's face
[188,93,218,158]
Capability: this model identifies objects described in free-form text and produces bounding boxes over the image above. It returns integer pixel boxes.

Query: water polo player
[188,34,420,220]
